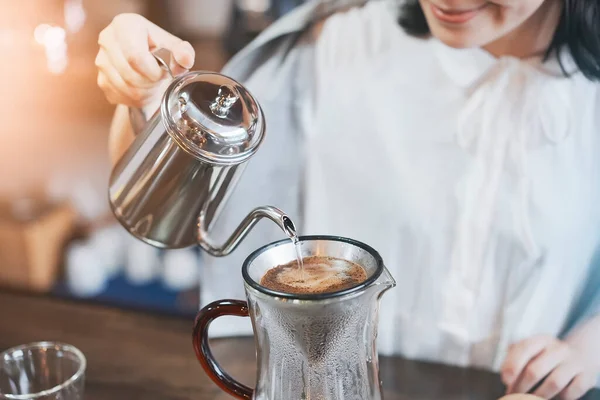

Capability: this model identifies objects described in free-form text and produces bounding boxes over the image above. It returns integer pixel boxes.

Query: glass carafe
[193,236,396,399]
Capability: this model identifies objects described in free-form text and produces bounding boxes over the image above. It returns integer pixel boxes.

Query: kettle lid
[162,71,265,165]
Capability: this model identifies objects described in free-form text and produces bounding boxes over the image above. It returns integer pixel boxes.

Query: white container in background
[66,241,109,297]
[162,248,200,291]
[124,237,161,285]
[88,224,127,278]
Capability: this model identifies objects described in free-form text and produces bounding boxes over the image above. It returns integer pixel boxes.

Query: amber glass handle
[192,300,253,400]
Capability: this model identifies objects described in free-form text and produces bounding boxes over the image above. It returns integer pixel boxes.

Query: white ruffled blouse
[201,0,600,372]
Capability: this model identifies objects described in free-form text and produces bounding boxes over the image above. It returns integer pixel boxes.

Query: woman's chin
[428,24,490,49]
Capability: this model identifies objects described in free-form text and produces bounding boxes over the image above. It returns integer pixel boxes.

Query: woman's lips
[429,3,487,24]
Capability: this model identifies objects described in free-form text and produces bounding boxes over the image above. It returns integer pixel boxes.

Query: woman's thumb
[171,41,195,71]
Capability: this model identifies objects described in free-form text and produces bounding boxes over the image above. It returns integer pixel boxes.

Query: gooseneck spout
[197,206,297,257]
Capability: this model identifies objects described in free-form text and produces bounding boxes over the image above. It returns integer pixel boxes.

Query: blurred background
[0,0,305,317]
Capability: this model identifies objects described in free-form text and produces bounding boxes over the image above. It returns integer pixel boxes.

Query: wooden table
[0,290,598,400]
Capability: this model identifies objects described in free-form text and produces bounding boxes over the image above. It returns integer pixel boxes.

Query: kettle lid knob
[209,85,239,118]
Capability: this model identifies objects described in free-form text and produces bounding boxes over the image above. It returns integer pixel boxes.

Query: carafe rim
[242,235,385,301]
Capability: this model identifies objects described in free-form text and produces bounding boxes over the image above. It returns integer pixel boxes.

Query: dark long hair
[398,0,600,81]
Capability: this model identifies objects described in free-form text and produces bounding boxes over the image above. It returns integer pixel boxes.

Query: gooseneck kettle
[108,49,295,255]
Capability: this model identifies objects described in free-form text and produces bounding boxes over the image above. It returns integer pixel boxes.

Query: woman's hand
[96,13,195,110]
[501,335,598,400]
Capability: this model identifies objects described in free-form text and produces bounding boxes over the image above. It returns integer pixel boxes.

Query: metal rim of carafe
[242,235,384,301]
[160,73,266,166]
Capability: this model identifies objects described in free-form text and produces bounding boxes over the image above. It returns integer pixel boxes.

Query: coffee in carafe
[260,256,367,295]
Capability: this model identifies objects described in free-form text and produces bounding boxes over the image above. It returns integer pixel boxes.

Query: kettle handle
[193,300,254,400]
[151,48,174,79]
[128,107,147,137]
[127,48,176,136]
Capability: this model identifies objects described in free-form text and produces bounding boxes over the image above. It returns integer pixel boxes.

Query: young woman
[96,0,600,398]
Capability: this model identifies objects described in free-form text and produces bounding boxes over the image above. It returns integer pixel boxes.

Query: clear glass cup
[0,342,86,400]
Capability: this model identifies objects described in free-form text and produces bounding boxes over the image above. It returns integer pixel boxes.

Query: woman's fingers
[110,13,164,81]
[532,360,580,399]
[96,51,154,107]
[509,340,570,394]
[502,336,555,390]
[559,372,597,400]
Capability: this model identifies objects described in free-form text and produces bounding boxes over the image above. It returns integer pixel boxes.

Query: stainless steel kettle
[108,49,296,256]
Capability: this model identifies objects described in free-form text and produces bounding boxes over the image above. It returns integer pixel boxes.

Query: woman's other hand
[501,335,598,399]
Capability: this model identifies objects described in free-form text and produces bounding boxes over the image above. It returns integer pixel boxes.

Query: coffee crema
[260,256,367,295]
